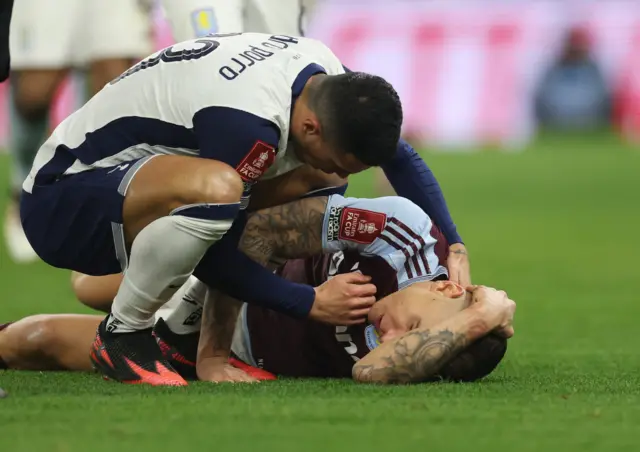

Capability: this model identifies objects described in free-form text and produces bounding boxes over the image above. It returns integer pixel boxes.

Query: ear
[433,280,465,298]
[303,115,321,136]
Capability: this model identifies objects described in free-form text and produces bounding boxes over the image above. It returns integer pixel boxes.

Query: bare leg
[0,314,101,371]
[88,58,135,95]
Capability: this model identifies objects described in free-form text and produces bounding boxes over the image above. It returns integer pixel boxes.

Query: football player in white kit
[20,33,465,386]
[160,0,312,40]
[5,0,152,263]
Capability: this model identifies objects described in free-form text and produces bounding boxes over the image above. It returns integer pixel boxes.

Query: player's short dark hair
[434,335,508,382]
[308,72,403,166]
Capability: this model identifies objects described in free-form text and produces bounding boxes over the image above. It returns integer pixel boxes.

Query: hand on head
[466,285,516,339]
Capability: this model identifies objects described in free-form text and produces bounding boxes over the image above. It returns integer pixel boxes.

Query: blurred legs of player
[5,0,151,263]
[160,0,245,40]
[5,69,65,263]
[160,0,312,41]
[245,0,308,36]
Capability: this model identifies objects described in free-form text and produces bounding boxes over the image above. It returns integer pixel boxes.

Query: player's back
[24,33,344,192]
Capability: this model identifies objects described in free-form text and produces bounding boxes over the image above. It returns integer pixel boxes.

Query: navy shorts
[20,157,156,275]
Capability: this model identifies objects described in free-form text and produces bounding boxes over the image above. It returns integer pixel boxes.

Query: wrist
[197,337,231,362]
[309,288,320,318]
[196,354,229,367]
[465,305,493,338]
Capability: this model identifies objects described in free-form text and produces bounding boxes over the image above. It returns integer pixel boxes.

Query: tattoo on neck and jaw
[352,328,469,384]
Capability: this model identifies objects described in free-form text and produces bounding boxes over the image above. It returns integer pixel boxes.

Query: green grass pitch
[1,133,639,451]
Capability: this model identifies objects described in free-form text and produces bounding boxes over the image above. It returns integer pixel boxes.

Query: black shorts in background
[0,0,15,82]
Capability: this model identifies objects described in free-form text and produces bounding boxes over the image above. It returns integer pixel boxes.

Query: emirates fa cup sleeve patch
[235,141,276,182]
[338,207,386,244]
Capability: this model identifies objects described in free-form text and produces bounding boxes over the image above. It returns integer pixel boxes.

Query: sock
[8,90,48,193]
[108,203,240,333]
[163,277,207,335]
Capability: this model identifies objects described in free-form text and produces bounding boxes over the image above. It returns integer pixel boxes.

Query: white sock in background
[162,277,207,334]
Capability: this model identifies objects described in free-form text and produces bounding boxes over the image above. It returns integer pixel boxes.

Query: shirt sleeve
[192,106,281,180]
[322,194,397,256]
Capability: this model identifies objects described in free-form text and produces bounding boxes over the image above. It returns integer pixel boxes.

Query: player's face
[290,113,370,178]
[302,143,370,179]
[368,280,469,343]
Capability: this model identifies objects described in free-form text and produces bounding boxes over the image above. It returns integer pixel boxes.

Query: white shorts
[160,0,312,42]
[10,0,152,69]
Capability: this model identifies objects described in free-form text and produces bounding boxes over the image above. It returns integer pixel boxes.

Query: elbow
[71,274,113,313]
[71,273,89,301]
[352,362,390,384]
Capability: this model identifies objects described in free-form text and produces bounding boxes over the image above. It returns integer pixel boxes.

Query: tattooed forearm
[239,196,329,265]
[199,289,242,358]
[352,329,469,384]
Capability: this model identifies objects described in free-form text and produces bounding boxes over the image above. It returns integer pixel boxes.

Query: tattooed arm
[196,195,327,381]
[352,307,489,384]
[239,196,329,265]
[196,287,257,383]
[353,287,515,384]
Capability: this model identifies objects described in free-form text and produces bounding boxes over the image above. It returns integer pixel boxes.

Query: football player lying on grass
[0,195,515,384]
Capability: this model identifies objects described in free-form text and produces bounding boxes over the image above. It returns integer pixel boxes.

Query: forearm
[352,307,489,384]
[197,289,242,362]
[381,139,462,244]
[194,244,316,318]
[71,273,123,312]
